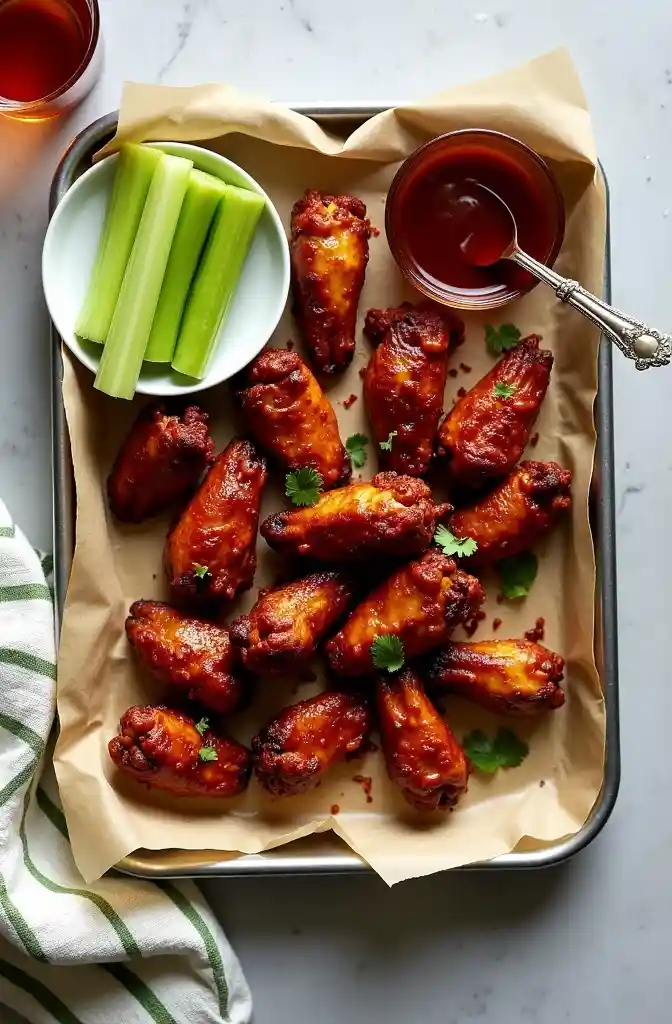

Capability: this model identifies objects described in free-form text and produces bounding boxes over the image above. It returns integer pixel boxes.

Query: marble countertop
[1,1,671,1021]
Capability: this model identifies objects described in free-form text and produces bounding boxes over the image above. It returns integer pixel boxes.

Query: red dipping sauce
[386,129,565,310]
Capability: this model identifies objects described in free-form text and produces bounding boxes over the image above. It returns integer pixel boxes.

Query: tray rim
[49,106,620,879]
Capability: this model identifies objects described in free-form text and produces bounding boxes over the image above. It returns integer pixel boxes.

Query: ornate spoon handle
[510,248,670,370]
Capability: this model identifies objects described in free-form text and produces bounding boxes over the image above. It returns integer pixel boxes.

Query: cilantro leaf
[497,551,538,600]
[199,746,218,762]
[346,433,369,469]
[463,727,529,773]
[195,717,209,737]
[485,323,522,356]
[371,634,405,672]
[285,467,323,507]
[192,563,211,580]
[379,430,398,452]
[493,381,516,399]
[434,525,478,558]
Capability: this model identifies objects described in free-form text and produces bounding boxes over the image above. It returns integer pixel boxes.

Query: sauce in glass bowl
[385,129,565,310]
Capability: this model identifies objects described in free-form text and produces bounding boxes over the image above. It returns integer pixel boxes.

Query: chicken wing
[423,638,565,715]
[165,438,267,606]
[252,690,372,797]
[377,667,469,812]
[437,335,553,489]
[107,404,214,523]
[449,460,572,564]
[260,472,450,562]
[229,571,355,677]
[363,301,464,476]
[290,190,372,374]
[326,549,484,676]
[235,348,350,488]
[125,600,245,714]
[108,705,251,798]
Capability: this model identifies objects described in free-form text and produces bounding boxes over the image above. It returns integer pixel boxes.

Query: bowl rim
[385,127,566,311]
[42,140,291,396]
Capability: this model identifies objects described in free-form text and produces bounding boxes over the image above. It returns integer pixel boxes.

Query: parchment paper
[54,48,607,884]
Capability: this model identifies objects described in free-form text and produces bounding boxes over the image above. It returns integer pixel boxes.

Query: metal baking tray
[49,106,620,878]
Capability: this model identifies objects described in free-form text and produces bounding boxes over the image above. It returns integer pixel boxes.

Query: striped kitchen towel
[0,501,252,1024]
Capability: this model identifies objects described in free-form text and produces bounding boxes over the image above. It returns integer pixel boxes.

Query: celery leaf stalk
[171,185,265,380]
[144,169,228,363]
[75,144,161,344]
[94,152,193,400]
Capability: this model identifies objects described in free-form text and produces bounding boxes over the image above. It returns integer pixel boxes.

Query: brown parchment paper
[54,48,607,884]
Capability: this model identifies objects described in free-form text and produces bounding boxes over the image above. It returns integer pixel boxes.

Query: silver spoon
[459,182,670,370]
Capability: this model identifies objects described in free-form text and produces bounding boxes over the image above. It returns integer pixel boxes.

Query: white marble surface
[1,0,671,1020]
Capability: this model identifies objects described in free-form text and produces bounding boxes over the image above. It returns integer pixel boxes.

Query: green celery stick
[171,185,265,379]
[144,169,228,363]
[94,152,193,400]
[76,144,161,343]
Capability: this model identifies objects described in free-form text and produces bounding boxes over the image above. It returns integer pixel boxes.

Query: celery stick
[94,153,193,400]
[76,144,161,343]
[144,169,227,363]
[172,185,265,380]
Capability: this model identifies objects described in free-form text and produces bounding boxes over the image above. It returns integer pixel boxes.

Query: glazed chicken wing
[165,438,267,606]
[423,638,565,715]
[252,690,372,797]
[377,667,469,812]
[107,404,214,523]
[235,348,350,488]
[291,190,372,374]
[363,301,464,476]
[261,472,450,562]
[229,571,355,677]
[449,460,572,564]
[326,549,484,676]
[108,705,250,798]
[437,335,553,488]
[126,600,245,714]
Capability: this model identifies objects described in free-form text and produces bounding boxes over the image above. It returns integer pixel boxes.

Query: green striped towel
[0,503,251,1024]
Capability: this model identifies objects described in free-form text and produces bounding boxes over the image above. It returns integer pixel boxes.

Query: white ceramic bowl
[42,141,290,396]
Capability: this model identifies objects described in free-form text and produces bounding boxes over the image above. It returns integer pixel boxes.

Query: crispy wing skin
[291,190,372,374]
[363,302,464,477]
[126,600,244,714]
[252,690,372,797]
[165,439,267,606]
[229,571,355,677]
[449,460,572,564]
[108,705,250,798]
[423,638,565,715]
[437,335,553,488]
[377,667,469,812]
[326,549,484,676]
[261,472,450,562]
[107,404,214,523]
[235,349,350,488]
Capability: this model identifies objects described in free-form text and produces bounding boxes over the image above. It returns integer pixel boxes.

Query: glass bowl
[385,128,565,311]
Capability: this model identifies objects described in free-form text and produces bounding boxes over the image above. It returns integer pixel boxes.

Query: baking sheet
[53,49,609,885]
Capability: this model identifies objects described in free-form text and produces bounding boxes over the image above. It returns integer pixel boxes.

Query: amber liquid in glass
[0,0,91,103]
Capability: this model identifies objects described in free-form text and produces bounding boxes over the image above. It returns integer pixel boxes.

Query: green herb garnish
[497,551,538,599]
[493,382,516,399]
[379,430,398,452]
[192,563,211,580]
[434,525,478,558]
[371,634,405,673]
[198,746,218,762]
[195,717,209,737]
[285,467,323,507]
[345,433,369,469]
[485,323,522,356]
[463,728,529,773]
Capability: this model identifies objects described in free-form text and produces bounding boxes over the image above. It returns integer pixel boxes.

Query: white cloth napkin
[0,501,252,1024]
